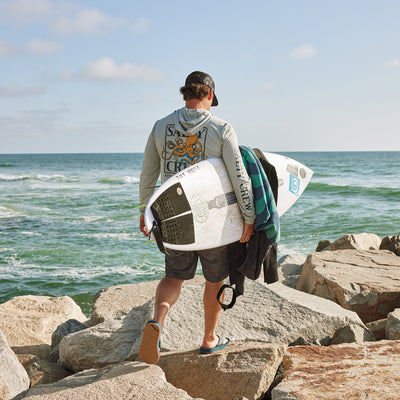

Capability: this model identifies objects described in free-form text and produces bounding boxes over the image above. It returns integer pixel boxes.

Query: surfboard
[144,152,313,251]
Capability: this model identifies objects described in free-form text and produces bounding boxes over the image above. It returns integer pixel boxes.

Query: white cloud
[289,44,317,59]
[27,39,62,55]
[0,0,148,36]
[50,8,129,35]
[83,57,164,81]
[0,0,66,24]
[132,17,150,33]
[385,59,400,67]
[0,39,19,57]
[0,39,62,58]
[0,84,45,97]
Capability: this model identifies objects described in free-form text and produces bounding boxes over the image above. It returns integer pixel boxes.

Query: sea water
[1,152,399,315]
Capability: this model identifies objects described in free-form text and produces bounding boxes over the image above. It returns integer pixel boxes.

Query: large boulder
[91,276,204,325]
[386,309,400,340]
[326,233,382,251]
[60,281,373,372]
[272,340,400,399]
[278,254,306,288]
[0,330,30,399]
[59,301,153,372]
[0,374,9,400]
[296,250,400,323]
[14,362,198,400]
[380,233,400,256]
[0,295,86,359]
[158,342,285,400]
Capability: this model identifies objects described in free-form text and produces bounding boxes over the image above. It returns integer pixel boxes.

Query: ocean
[1,152,399,316]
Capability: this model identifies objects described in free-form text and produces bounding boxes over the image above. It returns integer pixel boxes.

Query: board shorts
[165,243,235,283]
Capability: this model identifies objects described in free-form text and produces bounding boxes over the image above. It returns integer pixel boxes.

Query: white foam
[122,176,139,184]
[0,173,30,181]
[0,206,22,219]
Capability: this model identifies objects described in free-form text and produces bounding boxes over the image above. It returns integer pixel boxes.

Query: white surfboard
[144,152,313,251]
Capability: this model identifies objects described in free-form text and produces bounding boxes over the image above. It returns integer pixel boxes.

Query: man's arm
[139,129,161,235]
[221,125,256,242]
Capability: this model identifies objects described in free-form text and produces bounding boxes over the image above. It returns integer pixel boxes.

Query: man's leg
[139,276,183,364]
[153,276,184,327]
[201,279,227,349]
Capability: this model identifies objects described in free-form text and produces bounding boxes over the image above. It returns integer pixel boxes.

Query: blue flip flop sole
[200,336,230,354]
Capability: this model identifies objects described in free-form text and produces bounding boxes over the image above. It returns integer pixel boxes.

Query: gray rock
[14,362,198,400]
[380,233,400,256]
[158,342,286,400]
[59,301,153,372]
[91,276,205,326]
[328,233,382,251]
[386,308,400,340]
[0,330,30,399]
[296,250,400,323]
[50,319,88,362]
[278,254,306,276]
[60,280,373,373]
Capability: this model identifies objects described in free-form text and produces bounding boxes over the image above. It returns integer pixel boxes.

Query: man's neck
[185,98,211,111]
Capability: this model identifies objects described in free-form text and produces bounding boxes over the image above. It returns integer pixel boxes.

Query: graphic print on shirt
[162,124,207,176]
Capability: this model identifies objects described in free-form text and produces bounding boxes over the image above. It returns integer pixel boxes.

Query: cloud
[0,39,62,58]
[82,57,164,81]
[0,84,45,97]
[0,0,66,24]
[0,39,19,57]
[27,39,62,55]
[385,59,400,67]
[132,17,150,33]
[50,8,130,36]
[289,44,317,59]
[0,0,149,36]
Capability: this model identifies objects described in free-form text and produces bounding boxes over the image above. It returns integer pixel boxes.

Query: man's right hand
[140,215,148,236]
[240,223,255,243]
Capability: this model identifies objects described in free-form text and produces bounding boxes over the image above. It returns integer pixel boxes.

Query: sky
[0,0,399,154]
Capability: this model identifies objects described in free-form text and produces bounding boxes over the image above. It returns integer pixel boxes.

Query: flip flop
[139,320,161,364]
[199,335,230,354]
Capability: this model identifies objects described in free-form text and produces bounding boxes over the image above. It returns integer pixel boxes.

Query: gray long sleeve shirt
[140,107,255,224]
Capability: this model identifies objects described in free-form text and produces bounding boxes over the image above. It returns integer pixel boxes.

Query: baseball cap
[185,71,218,106]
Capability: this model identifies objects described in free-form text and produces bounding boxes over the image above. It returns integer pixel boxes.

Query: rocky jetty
[0,232,399,400]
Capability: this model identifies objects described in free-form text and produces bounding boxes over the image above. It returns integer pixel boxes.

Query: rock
[25,359,71,387]
[15,362,198,400]
[380,233,400,256]
[316,239,331,252]
[296,250,400,323]
[91,276,205,326]
[0,295,86,359]
[278,254,306,276]
[272,340,400,399]
[59,301,153,372]
[158,342,286,400]
[58,281,373,373]
[162,281,374,350]
[366,318,387,340]
[278,254,306,288]
[50,319,88,362]
[0,330,30,399]
[0,374,10,400]
[386,309,400,340]
[328,233,382,251]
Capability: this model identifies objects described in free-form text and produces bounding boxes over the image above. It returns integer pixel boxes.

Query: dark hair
[179,83,211,102]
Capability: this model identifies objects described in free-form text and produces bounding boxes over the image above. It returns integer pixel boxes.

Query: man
[138,71,255,364]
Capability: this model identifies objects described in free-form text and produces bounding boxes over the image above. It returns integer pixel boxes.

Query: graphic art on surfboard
[144,152,313,252]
